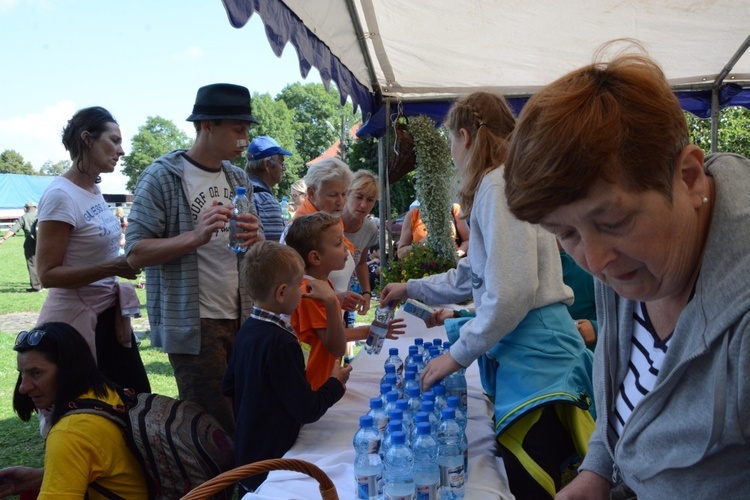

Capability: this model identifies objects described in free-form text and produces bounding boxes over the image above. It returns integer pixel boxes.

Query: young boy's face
[280,270,304,316]
[316,224,349,274]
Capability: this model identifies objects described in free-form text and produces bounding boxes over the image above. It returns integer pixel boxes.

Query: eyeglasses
[15,329,47,348]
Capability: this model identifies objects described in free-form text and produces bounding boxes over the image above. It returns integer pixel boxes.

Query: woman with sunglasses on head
[0,322,148,499]
[35,107,149,394]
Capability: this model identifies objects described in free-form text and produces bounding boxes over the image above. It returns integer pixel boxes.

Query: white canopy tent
[220,0,750,256]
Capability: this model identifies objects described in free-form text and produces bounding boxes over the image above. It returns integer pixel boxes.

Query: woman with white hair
[282,157,365,313]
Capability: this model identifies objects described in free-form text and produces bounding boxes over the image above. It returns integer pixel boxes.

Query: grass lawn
[0,234,174,474]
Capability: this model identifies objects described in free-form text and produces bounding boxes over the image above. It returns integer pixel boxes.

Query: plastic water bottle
[396,399,413,444]
[420,400,439,436]
[411,411,432,444]
[385,390,400,416]
[354,415,384,500]
[385,374,402,399]
[437,408,467,499]
[368,397,389,440]
[446,396,467,432]
[379,383,393,408]
[443,366,468,411]
[383,432,415,499]
[365,303,394,355]
[404,346,419,373]
[422,342,433,364]
[412,422,440,500]
[228,186,252,253]
[432,384,448,413]
[412,353,425,377]
[384,348,404,380]
[414,337,424,355]
[279,196,291,224]
[403,368,419,397]
[381,419,403,460]
[428,346,440,364]
[405,386,422,428]
[432,338,444,355]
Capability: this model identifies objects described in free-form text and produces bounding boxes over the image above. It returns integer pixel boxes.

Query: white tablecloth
[244,309,514,499]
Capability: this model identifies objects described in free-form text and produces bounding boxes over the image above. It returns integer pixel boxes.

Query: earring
[701,196,709,204]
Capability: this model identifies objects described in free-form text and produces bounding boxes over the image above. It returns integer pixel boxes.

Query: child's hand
[332,359,352,386]
[425,308,455,328]
[576,319,596,346]
[385,317,407,340]
[302,279,337,303]
[380,282,407,306]
[337,290,365,312]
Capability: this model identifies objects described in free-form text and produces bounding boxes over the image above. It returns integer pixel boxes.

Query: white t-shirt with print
[182,155,239,319]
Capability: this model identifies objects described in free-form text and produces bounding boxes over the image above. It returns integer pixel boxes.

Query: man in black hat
[1,201,41,292]
[125,83,264,435]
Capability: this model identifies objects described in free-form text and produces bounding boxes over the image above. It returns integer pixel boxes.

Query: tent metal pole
[710,34,750,153]
[344,0,379,90]
[378,98,392,281]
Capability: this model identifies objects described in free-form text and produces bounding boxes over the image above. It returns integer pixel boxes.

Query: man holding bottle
[125,83,263,435]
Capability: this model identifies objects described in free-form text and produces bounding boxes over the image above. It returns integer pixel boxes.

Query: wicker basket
[389,120,416,184]
[179,458,338,500]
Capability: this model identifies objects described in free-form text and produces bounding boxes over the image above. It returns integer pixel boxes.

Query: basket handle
[179,458,339,500]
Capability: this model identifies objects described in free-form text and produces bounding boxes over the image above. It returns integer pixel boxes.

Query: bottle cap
[391,431,406,445]
[415,411,430,423]
[408,386,421,397]
[447,396,460,408]
[442,407,456,420]
[359,415,374,427]
[236,186,246,196]
[384,364,396,374]
[417,422,431,435]
[389,347,399,356]
[369,397,383,409]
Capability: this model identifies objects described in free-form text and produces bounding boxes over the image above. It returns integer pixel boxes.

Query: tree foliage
[686,107,750,158]
[0,150,35,175]
[122,116,193,192]
[276,82,359,173]
[39,159,70,176]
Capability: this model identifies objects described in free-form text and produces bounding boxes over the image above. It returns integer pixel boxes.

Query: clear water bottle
[368,397,389,440]
[404,346,419,373]
[437,408,467,499]
[365,303,394,355]
[422,342,433,364]
[420,400,439,436]
[446,396,467,432]
[396,399,413,444]
[383,431,415,499]
[228,186,252,253]
[385,374,402,399]
[411,411,432,445]
[379,383,393,408]
[412,353,425,377]
[385,390,400,417]
[384,347,404,380]
[279,196,291,224]
[381,418,403,460]
[432,384,448,413]
[414,337,424,356]
[354,415,384,500]
[432,338,444,355]
[403,368,419,397]
[443,366,468,411]
[380,364,398,391]
[406,386,423,427]
[412,422,440,500]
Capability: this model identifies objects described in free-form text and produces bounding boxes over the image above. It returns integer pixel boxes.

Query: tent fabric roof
[222,0,750,135]
[0,174,55,210]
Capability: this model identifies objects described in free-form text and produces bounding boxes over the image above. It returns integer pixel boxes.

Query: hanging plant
[382,115,457,286]
[409,115,457,263]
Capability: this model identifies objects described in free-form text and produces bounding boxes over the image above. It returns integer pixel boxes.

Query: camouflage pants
[169,318,238,437]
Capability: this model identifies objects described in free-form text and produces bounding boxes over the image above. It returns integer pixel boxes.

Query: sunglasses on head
[15,329,47,348]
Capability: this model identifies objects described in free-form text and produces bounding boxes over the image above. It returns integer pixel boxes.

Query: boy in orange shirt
[286,212,405,390]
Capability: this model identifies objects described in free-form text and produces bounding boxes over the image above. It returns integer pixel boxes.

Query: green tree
[234,93,301,197]
[0,149,35,175]
[686,106,750,157]
[39,159,70,176]
[276,82,359,172]
[122,116,193,192]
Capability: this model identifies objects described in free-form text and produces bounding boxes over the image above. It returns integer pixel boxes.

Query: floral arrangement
[381,244,457,285]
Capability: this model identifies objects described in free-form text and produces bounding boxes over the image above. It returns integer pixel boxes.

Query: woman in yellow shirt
[0,322,147,499]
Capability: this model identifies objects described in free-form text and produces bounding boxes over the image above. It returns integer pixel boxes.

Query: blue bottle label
[415,483,438,500]
[440,463,466,489]
[356,472,383,499]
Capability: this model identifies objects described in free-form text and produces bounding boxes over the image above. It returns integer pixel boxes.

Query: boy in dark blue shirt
[222,240,351,494]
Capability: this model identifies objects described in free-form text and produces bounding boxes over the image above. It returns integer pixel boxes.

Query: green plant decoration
[409,115,457,263]
[381,115,457,286]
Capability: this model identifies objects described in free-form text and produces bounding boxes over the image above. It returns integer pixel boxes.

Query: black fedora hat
[186,83,260,124]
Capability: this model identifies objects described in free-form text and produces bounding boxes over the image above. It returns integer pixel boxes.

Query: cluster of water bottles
[354,338,469,499]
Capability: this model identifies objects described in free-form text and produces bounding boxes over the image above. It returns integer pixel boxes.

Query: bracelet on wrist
[362,291,372,297]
